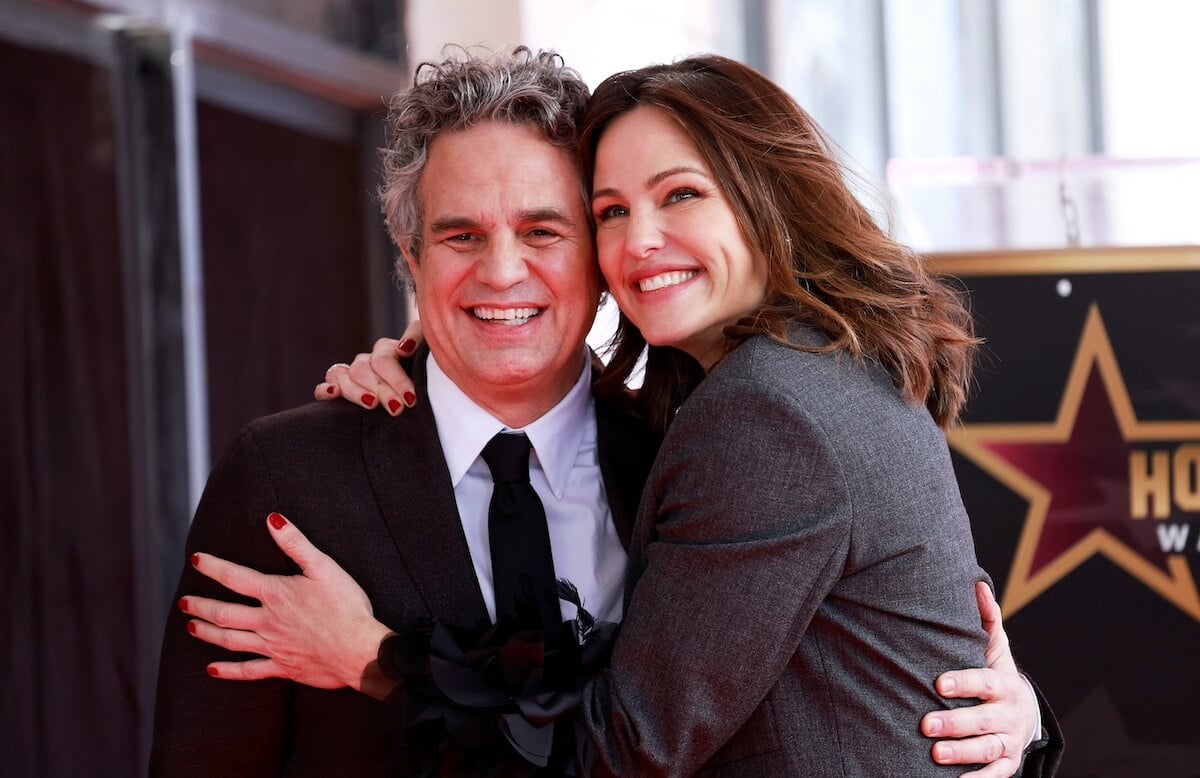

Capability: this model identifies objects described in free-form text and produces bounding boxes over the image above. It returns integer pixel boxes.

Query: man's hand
[920,582,1038,777]
[315,320,424,415]
[181,513,397,699]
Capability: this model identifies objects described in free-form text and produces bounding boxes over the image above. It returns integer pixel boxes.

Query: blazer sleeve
[149,426,295,777]
[1020,677,1064,777]
[580,375,853,776]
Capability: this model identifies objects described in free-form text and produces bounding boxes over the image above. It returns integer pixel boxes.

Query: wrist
[345,619,394,695]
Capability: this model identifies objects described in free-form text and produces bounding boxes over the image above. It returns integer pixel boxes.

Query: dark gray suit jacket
[149,353,656,776]
[581,325,1001,776]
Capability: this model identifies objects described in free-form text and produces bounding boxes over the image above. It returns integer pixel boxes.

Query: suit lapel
[361,350,490,631]
[593,379,660,553]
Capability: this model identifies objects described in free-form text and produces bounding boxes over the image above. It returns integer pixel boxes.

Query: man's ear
[400,242,420,284]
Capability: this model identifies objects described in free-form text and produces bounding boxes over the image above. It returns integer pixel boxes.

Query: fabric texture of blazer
[149,350,657,776]
[580,323,1062,776]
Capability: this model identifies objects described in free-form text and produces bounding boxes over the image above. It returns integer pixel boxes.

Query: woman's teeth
[637,270,697,292]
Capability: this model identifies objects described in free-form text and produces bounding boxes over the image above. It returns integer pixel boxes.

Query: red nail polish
[397,338,416,354]
[362,393,376,408]
[387,398,401,414]
[190,553,200,567]
[206,666,219,677]
[403,391,416,407]
[325,385,336,395]
[178,597,189,613]
[268,512,287,530]
[187,621,197,634]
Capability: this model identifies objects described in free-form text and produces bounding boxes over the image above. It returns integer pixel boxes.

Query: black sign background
[939,252,1200,775]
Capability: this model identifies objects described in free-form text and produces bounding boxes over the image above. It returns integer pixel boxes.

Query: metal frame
[9,0,408,509]
[927,246,1200,277]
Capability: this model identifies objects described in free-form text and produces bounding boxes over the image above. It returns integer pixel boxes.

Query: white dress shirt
[426,351,627,626]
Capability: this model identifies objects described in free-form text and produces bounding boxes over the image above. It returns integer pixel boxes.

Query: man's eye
[447,233,475,242]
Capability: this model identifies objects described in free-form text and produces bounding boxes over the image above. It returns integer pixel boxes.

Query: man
[153,48,1058,776]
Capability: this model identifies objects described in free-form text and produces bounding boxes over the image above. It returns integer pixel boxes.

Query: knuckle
[347,363,372,385]
[370,342,397,363]
[281,532,306,555]
[217,568,239,591]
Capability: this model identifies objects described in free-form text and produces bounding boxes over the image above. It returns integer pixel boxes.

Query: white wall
[404,0,743,85]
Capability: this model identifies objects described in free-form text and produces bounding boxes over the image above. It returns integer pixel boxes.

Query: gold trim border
[926,246,1200,276]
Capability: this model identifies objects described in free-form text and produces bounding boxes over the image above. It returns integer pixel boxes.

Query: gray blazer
[582,324,991,776]
[149,352,656,776]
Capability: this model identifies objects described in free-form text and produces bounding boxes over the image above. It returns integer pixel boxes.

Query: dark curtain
[0,36,378,777]
[197,101,372,458]
[0,40,141,777]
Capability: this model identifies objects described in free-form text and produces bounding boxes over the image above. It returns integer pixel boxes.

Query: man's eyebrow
[429,216,479,234]
[592,166,710,200]
[519,207,573,224]
[429,209,574,234]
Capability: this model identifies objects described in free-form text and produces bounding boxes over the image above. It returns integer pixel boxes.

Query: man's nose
[475,236,531,288]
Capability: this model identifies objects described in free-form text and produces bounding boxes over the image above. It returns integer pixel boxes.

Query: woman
[192,55,1054,775]
[566,55,995,775]
[572,56,992,774]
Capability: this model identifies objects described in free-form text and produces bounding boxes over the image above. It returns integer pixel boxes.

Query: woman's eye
[666,188,699,204]
[595,204,627,221]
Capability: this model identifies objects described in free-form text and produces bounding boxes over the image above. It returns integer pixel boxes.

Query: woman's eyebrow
[592,166,710,200]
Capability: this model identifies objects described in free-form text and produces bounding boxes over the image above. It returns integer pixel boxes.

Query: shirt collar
[426,350,593,499]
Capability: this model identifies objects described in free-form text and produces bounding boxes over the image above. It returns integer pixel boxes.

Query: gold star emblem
[948,304,1200,620]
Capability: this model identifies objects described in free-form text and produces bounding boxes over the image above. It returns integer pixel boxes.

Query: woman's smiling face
[590,106,769,369]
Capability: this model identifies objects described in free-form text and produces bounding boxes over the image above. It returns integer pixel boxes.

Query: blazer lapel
[361,349,491,631]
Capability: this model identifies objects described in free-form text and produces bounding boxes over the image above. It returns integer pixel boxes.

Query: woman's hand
[314,320,424,416]
[920,582,1039,777]
[180,513,398,700]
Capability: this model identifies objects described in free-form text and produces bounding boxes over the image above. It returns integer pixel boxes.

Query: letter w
[1156,523,1190,553]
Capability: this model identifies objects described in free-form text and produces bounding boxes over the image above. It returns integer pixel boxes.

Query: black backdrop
[944,257,1200,776]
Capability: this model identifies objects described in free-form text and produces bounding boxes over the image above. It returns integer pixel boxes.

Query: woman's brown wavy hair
[580,55,979,435]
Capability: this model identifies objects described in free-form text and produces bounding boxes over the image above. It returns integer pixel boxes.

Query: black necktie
[481,432,561,637]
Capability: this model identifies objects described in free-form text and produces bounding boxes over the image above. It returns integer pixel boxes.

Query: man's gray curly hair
[379,46,591,280]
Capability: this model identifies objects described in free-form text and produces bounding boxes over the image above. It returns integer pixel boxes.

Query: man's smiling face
[405,121,601,420]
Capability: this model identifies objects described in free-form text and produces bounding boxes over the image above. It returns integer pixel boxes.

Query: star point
[949,304,1200,621]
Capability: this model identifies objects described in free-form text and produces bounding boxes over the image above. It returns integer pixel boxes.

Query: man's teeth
[637,270,697,293]
[472,306,542,325]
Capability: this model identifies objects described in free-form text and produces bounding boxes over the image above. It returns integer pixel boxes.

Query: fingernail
[925,716,942,735]
[397,338,416,354]
[206,666,219,677]
[933,743,953,763]
[190,553,200,567]
[362,393,376,408]
[941,677,956,694]
[325,385,336,395]
[403,391,416,407]
[387,398,401,414]
[186,621,197,635]
[178,597,189,613]
[268,512,287,530]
